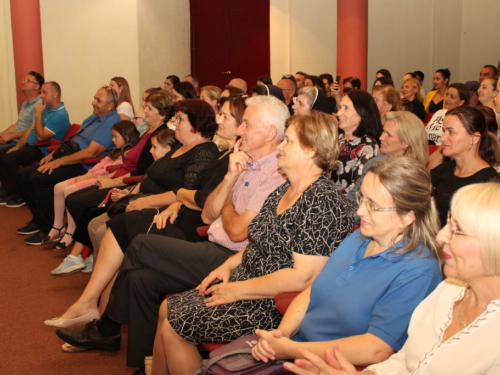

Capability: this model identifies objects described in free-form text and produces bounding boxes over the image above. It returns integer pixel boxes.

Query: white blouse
[117,101,134,120]
[366,280,500,375]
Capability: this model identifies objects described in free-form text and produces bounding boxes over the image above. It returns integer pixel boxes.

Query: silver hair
[245,95,289,141]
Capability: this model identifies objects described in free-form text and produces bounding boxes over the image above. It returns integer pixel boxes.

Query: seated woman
[151,111,356,375]
[347,111,428,210]
[286,182,500,375]
[431,106,499,226]
[424,69,450,114]
[133,87,162,136]
[163,75,180,93]
[252,156,442,368]
[401,78,425,121]
[334,89,382,194]
[57,90,175,252]
[292,86,332,115]
[49,120,139,252]
[109,77,135,121]
[371,85,401,118]
[478,77,498,111]
[44,99,224,326]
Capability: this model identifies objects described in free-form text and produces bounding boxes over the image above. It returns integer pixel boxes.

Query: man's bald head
[229,78,248,94]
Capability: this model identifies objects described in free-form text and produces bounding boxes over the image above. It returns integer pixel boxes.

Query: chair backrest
[62,124,81,140]
[428,144,439,155]
[423,112,433,125]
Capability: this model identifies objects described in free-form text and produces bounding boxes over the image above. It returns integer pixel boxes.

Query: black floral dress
[166,174,355,343]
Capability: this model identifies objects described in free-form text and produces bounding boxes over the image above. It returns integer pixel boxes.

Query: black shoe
[17,221,40,235]
[56,320,121,352]
[24,231,49,245]
[6,196,26,208]
[132,370,146,375]
[0,194,13,205]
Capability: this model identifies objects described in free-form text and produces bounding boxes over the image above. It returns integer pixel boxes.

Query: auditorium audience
[286,182,500,375]
[333,89,381,193]
[424,68,450,113]
[163,75,180,93]
[0,71,43,151]
[109,77,135,121]
[430,106,499,226]
[371,85,401,117]
[401,78,425,121]
[253,156,441,367]
[151,111,355,375]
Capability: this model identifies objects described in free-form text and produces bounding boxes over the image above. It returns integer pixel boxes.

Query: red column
[337,0,368,91]
[10,0,44,110]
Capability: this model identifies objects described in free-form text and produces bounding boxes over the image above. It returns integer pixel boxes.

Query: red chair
[423,112,433,126]
[38,123,81,152]
[123,175,143,185]
[428,144,439,155]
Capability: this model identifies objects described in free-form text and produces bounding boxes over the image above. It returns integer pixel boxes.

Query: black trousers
[16,163,87,233]
[105,234,233,367]
[0,145,44,196]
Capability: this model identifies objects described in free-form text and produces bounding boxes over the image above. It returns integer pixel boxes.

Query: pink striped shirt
[208,150,285,251]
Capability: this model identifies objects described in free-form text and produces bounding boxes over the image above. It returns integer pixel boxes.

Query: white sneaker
[81,254,94,273]
[50,255,86,276]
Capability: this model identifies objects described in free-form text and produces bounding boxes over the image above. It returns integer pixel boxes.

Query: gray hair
[245,95,289,141]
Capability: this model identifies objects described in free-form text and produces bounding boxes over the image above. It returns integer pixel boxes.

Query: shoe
[17,221,40,235]
[6,196,26,207]
[48,225,66,243]
[54,233,73,251]
[0,194,13,205]
[81,255,94,273]
[44,308,101,328]
[62,342,88,353]
[50,255,86,275]
[56,319,121,352]
[132,369,146,375]
[24,231,49,245]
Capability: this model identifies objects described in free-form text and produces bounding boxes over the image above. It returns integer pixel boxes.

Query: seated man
[53,96,290,373]
[16,86,121,245]
[0,71,43,151]
[0,81,70,207]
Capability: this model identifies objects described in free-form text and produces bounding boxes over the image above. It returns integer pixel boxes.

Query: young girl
[47,121,139,252]
[50,129,177,276]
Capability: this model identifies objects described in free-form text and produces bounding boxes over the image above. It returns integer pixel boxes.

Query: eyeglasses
[175,116,189,124]
[280,88,293,91]
[102,85,119,107]
[22,78,38,85]
[356,191,398,212]
[447,211,475,237]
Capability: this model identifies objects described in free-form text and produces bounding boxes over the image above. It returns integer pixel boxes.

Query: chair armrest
[106,164,123,173]
[275,292,300,315]
[33,140,51,147]
[83,157,104,165]
[123,175,142,185]
[196,225,210,238]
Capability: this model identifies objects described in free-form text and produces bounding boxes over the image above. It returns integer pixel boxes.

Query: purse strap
[202,348,254,374]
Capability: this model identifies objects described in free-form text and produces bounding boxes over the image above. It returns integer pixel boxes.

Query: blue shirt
[292,230,442,351]
[13,96,42,137]
[26,103,70,155]
[73,111,121,170]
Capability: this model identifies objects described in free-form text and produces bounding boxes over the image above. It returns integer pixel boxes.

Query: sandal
[45,225,66,243]
[54,233,73,251]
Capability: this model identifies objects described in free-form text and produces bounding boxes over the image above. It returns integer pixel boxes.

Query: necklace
[458,289,471,327]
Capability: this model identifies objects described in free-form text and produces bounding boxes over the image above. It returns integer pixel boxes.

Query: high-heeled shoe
[44,225,66,243]
[44,309,100,328]
[54,233,73,251]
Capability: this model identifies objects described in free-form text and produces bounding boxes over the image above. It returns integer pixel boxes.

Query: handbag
[52,139,81,159]
[194,334,286,375]
[106,193,145,219]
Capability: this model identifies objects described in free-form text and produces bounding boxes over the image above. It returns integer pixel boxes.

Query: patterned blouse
[333,134,379,193]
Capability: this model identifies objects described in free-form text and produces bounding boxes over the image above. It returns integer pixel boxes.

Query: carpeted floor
[0,205,132,374]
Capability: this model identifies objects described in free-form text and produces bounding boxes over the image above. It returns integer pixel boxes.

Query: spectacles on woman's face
[447,211,475,237]
[356,191,398,213]
[175,116,189,124]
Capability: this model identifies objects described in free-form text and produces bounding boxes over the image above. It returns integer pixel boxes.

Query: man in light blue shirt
[0,82,70,207]
[0,71,44,150]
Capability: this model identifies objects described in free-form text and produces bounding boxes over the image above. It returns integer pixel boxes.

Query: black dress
[107,143,222,250]
[166,175,355,343]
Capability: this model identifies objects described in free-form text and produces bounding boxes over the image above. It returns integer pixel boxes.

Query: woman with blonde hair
[347,111,428,210]
[286,181,500,375]
[371,85,401,117]
[199,85,222,115]
[401,78,425,121]
[109,76,135,121]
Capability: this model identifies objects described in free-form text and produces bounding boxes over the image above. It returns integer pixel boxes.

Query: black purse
[52,139,80,159]
[106,193,146,219]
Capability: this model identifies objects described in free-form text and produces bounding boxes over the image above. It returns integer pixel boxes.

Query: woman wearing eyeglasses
[430,106,499,227]
[252,156,442,368]
[286,182,500,375]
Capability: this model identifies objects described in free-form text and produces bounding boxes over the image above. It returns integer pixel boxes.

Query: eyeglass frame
[356,191,399,213]
[447,211,475,237]
[22,78,39,85]
[175,115,189,124]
